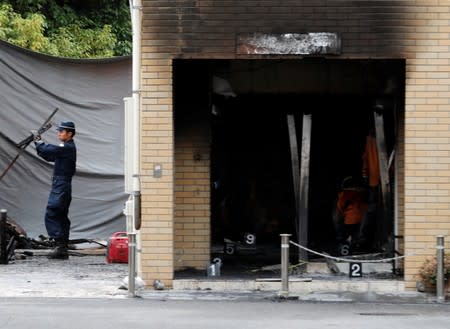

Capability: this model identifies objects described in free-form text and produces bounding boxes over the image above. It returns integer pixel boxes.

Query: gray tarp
[0,40,131,239]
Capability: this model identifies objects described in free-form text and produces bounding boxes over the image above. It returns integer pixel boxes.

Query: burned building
[137,1,449,291]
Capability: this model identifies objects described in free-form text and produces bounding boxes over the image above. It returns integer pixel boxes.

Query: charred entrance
[174,59,404,274]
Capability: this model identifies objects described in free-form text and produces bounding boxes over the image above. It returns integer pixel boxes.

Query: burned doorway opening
[174,59,405,275]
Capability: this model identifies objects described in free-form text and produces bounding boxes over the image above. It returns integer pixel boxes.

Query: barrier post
[436,235,445,303]
[0,209,7,264]
[280,234,291,297]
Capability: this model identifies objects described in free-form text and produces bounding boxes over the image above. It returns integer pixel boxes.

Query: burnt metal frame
[288,109,396,267]
[287,113,312,265]
[373,110,395,256]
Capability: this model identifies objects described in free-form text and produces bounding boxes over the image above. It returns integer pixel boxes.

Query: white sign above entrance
[237,33,341,55]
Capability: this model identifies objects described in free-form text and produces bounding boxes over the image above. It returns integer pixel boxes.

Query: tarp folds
[0,40,132,239]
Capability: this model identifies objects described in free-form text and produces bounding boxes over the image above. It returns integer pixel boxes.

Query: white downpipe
[131,0,141,194]
[128,0,142,297]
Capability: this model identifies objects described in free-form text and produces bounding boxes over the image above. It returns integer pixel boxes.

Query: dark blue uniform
[36,140,76,242]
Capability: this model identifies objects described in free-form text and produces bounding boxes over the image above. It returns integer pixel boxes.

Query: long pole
[0,108,59,182]
[128,0,142,298]
[436,235,445,303]
[0,209,7,264]
[298,114,312,266]
[287,115,300,240]
[280,234,291,297]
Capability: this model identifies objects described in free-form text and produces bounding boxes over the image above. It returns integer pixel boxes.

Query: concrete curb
[149,277,445,304]
[173,278,404,294]
[139,287,440,304]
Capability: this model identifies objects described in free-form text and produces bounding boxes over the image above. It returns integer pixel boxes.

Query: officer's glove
[31,130,43,144]
[31,130,41,143]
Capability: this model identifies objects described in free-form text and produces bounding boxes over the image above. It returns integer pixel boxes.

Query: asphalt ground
[0,253,128,298]
[0,252,444,304]
[2,298,450,329]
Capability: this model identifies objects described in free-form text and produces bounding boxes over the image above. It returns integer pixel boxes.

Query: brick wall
[401,2,450,289]
[173,61,211,271]
[140,0,450,289]
[174,121,210,270]
[396,116,406,272]
[140,58,174,286]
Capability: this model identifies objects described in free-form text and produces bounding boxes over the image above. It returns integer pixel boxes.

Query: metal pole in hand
[280,234,291,297]
[436,235,445,303]
[0,209,8,264]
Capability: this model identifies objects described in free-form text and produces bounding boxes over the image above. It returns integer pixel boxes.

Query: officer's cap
[56,121,75,131]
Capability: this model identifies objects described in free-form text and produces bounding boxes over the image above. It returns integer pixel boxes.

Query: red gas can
[106,232,128,263]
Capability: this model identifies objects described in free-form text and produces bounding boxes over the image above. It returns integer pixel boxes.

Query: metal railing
[279,233,446,303]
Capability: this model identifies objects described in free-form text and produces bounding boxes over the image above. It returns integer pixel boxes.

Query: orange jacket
[337,189,368,225]
[362,134,380,187]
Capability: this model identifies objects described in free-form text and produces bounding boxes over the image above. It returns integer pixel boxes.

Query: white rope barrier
[289,240,413,264]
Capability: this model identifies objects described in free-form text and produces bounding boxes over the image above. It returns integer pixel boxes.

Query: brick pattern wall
[174,122,210,270]
[140,0,450,289]
[402,2,450,289]
[140,59,174,286]
[396,113,406,272]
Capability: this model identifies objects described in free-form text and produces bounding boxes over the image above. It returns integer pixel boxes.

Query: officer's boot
[47,240,69,260]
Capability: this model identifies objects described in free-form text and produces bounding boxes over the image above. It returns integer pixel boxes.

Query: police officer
[34,121,77,259]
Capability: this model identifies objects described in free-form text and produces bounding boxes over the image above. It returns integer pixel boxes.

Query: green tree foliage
[0,0,130,58]
[0,4,50,52]
[50,24,117,58]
